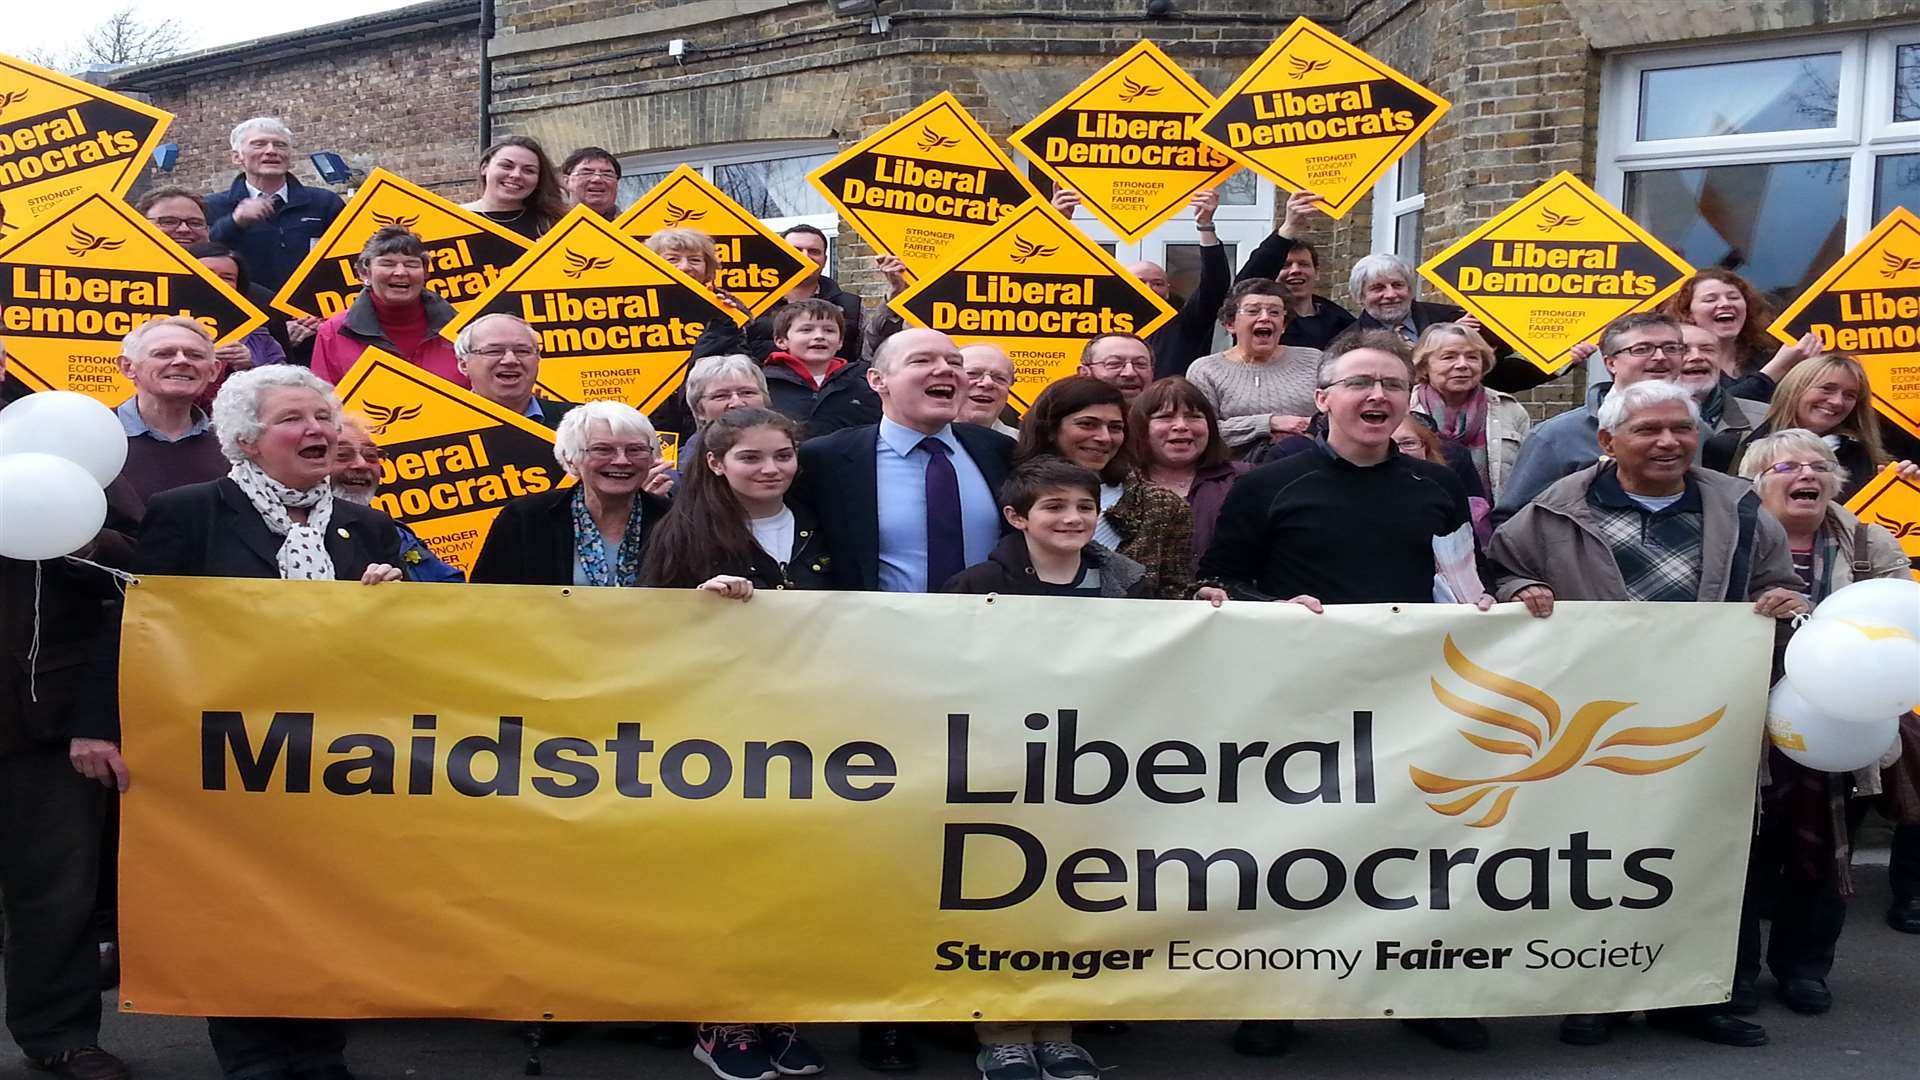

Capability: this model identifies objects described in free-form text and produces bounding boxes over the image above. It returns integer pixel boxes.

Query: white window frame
[1598,25,1920,252]
[618,139,843,267]
[1370,141,1426,270]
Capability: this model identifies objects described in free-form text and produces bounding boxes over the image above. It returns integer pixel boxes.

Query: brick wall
[123,22,481,200]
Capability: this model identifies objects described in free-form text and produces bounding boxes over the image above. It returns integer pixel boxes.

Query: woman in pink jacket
[308,225,465,388]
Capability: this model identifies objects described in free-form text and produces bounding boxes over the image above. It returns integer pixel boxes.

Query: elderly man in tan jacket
[1488,378,1809,1051]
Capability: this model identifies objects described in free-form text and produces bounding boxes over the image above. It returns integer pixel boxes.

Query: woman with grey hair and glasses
[1736,427,1916,1018]
[310,225,463,387]
[471,401,672,586]
[676,353,770,468]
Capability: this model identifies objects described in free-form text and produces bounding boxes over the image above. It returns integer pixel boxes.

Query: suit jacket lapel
[841,435,881,590]
[217,479,283,573]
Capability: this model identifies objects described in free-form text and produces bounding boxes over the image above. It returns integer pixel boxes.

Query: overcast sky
[11,1,404,66]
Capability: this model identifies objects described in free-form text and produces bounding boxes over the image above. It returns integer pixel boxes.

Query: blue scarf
[571,487,647,588]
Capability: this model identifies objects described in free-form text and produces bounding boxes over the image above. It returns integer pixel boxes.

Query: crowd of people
[3,114,1919,1080]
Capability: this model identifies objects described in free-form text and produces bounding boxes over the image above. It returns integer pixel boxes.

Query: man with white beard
[332,416,465,582]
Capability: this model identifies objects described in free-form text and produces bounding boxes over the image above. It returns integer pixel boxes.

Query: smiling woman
[308,225,464,388]
[1184,278,1324,453]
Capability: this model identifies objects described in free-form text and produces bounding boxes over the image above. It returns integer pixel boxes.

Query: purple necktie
[920,437,964,589]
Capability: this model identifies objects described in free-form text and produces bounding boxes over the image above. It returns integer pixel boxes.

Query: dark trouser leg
[1892,824,1920,905]
[208,1017,349,1079]
[1735,832,1768,986]
[0,747,106,1059]
[1766,875,1847,982]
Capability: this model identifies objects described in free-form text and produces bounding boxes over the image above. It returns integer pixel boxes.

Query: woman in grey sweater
[1185,278,1325,453]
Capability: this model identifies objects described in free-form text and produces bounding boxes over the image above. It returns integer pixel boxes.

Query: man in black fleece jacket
[1200,330,1485,608]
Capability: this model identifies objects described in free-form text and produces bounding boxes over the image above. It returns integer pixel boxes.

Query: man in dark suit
[1347,252,1557,395]
[453,314,577,429]
[795,328,1014,599]
[205,117,346,294]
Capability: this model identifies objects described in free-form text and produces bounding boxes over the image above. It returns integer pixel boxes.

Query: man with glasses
[560,147,622,219]
[1076,334,1155,405]
[332,414,465,582]
[454,314,575,429]
[959,343,1018,436]
[1495,312,1688,523]
[137,188,297,360]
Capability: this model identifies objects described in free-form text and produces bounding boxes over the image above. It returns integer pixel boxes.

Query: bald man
[958,342,1017,437]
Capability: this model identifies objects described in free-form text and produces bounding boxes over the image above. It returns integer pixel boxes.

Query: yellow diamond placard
[1192,17,1448,219]
[613,165,813,317]
[890,199,1174,413]
[1772,207,1920,440]
[0,188,265,405]
[0,53,173,237]
[1844,465,1920,581]
[273,168,530,321]
[1010,40,1239,241]
[1419,172,1695,375]
[439,205,740,412]
[334,347,573,575]
[808,92,1036,280]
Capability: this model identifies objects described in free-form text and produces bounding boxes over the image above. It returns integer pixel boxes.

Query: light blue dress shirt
[115,397,213,443]
[874,417,998,593]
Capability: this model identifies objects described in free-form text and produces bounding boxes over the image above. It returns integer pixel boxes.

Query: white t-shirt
[749,506,797,566]
[1094,483,1125,550]
[1624,491,1684,513]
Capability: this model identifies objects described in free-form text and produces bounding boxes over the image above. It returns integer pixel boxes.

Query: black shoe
[1402,1017,1489,1051]
[1776,977,1833,1015]
[1729,976,1760,1015]
[1229,1020,1294,1057]
[97,941,119,991]
[1889,898,1920,934]
[25,1046,131,1080]
[1558,1013,1616,1046]
[857,1023,918,1072]
[1646,1010,1768,1047]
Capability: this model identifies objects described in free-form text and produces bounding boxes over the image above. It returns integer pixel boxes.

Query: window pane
[1394,208,1423,261]
[1624,159,1850,305]
[1899,44,1920,123]
[1637,53,1841,140]
[1876,153,1920,220]
[1396,140,1424,196]
[1214,169,1257,206]
[1163,243,1237,302]
[617,170,670,207]
[713,155,833,219]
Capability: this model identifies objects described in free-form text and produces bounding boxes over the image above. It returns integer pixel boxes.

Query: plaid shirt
[1585,467,1705,602]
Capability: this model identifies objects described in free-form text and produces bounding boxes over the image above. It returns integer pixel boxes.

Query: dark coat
[1355,300,1555,395]
[1148,243,1231,380]
[792,422,1016,591]
[1235,229,1357,351]
[206,174,346,292]
[535,397,577,430]
[764,357,882,440]
[942,532,1148,598]
[469,486,672,586]
[71,477,402,742]
[733,504,834,590]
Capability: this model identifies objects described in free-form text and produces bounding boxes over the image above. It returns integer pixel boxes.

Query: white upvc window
[1369,140,1426,279]
[618,140,843,270]
[1597,25,1920,307]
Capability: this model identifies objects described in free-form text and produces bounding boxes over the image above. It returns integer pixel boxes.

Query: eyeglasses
[1088,358,1150,373]
[1610,342,1687,359]
[1235,305,1288,318]
[702,387,763,404]
[569,168,619,180]
[1320,375,1411,393]
[584,444,653,462]
[469,344,539,359]
[966,369,1014,387]
[1764,460,1837,476]
[149,216,207,230]
[333,445,386,463]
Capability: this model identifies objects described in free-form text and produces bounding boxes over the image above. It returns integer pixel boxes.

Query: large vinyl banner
[117,580,1772,1022]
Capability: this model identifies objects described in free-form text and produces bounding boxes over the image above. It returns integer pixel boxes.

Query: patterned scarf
[571,487,647,588]
[227,459,336,580]
[1414,382,1491,490]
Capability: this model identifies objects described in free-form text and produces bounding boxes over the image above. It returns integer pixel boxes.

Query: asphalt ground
[7,850,1916,1080]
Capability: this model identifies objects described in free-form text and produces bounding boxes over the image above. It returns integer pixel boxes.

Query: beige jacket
[1484,387,1531,501]
[1488,463,1801,603]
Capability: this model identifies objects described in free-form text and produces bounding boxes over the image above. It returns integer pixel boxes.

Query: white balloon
[0,390,128,486]
[0,453,109,560]
[1812,576,1920,644]
[1784,616,1920,724]
[1768,680,1901,773]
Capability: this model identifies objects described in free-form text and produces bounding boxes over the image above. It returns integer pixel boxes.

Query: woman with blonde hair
[1408,322,1530,500]
[1707,353,1920,500]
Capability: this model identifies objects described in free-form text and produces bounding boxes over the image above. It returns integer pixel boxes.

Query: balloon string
[1790,611,1811,630]
[62,555,136,591]
[28,561,41,704]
